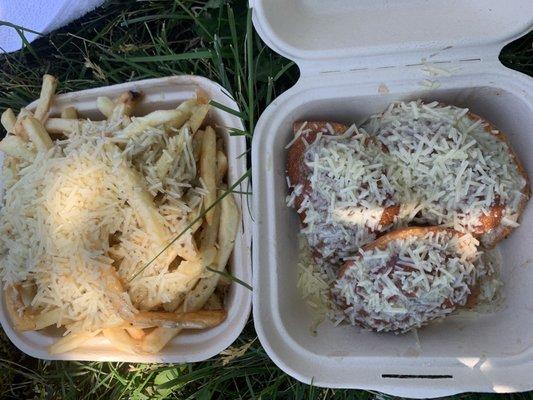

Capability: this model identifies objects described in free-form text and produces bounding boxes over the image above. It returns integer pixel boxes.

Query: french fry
[118,109,192,139]
[216,137,224,151]
[125,327,146,340]
[22,116,53,152]
[198,243,217,272]
[14,108,31,140]
[33,308,62,330]
[196,89,209,105]
[60,106,78,119]
[120,98,194,141]
[180,270,222,314]
[192,130,204,162]
[176,255,209,280]
[143,248,213,310]
[118,110,189,138]
[188,104,210,134]
[34,74,58,121]
[5,285,63,331]
[97,96,115,118]
[140,327,179,354]
[103,327,140,354]
[0,135,36,162]
[1,108,16,133]
[4,285,35,331]
[101,266,135,321]
[188,205,203,234]
[109,91,140,124]
[155,124,190,180]
[213,189,239,288]
[216,191,240,269]
[182,191,239,312]
[139,311,226,354]
[45,118,107,135]
[114,152,168,243]
[176,99,199,114]
[132,309,226,329]
[129,257,205,311]
[48,330,100,354]
[167,204,221,315]
[200,126,217,225]
[162,293,185,312]
[216,150,227,183]
[174,230,199,263]
[129,258,199,312]
[150,245,217,312]
[45,118,78,134]
[18,283,36,306]
[199,201,221,254]
[176,246,217,282]
[112,146,197,262]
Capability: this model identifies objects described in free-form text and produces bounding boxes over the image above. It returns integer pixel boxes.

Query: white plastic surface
[252,1,533,395]
[251,46,533,400]
[251,0,533,73]
[0,75,252,363]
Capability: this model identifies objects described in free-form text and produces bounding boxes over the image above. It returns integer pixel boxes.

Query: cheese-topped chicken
[333,227,480,333]
[364,101,528,247]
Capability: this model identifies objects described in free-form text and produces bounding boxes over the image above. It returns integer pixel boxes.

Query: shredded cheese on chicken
[332,231,480,333]
[365,101,526,241]
[286,101,524,330]
[290,126,396,265]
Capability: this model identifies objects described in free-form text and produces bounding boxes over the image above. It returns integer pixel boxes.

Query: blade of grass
[245,7,254,134]
[120,50,213,62]
[209,100,244,118]
[206,266,252,291]
[0,21,41,60]
[121,14,191,27]
[0,21,43,35]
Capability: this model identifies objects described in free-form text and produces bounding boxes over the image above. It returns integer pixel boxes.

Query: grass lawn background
[0,1,532,398]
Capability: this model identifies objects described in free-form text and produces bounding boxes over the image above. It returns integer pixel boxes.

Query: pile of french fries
[0,75,240,355]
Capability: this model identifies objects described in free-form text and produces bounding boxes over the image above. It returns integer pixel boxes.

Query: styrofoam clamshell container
[0,75,252,363]
[250,1,533,397]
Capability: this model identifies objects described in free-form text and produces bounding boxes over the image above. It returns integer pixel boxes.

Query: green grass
[0,1,532,399]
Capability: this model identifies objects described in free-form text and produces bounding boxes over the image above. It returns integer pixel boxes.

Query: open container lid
[251,0,533,74]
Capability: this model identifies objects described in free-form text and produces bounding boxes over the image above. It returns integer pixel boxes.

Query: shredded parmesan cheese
[365,101,526,243]
[332,231,480,333]
[295,236,337,333]
[0,116,205,331]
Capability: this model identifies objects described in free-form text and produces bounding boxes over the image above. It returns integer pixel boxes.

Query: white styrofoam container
[0,75,252,363]
[251,1,533,397]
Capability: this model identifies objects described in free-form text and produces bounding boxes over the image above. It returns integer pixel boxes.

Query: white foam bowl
[0,75,252,363]
[252,63,533,397]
